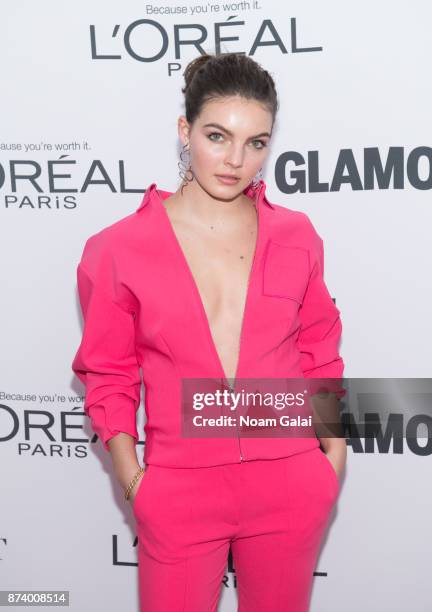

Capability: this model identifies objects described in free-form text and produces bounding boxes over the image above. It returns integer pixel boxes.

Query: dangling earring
[251,167,263,188]
[178,142,194,193]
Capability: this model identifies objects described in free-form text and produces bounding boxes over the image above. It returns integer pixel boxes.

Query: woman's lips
[215,175,240,185]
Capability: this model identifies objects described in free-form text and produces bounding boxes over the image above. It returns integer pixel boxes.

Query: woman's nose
[224,144,245,167]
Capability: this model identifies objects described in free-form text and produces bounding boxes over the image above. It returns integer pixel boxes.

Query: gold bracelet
[124,466,145,501]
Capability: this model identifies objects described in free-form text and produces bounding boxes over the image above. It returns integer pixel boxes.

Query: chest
[175,213,257,324]
[130,220,311,376]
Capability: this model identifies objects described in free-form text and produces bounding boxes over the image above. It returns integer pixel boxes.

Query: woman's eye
[208,132,223,142]
[252,140,267,150]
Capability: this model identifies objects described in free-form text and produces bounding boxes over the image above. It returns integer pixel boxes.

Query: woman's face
[179,95,273,197]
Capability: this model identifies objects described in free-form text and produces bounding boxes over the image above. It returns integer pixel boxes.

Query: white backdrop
[1,1,431,610]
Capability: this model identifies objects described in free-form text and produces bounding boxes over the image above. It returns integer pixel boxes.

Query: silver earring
[178,142,194,192]
[251,167,263,188]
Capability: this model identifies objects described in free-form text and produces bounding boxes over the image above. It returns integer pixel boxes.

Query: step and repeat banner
[1,2,430,611]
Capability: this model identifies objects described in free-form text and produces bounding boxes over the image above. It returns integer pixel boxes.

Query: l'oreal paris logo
[89,17,323,63]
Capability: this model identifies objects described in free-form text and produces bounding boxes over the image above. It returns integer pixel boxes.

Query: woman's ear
[177,115,190,146]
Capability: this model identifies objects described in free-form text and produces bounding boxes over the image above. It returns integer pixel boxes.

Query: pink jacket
[71,179,345,467]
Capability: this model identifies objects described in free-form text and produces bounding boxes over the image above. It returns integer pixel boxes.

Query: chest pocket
[262,241,311,305]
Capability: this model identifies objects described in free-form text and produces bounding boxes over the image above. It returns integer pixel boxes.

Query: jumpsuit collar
[136,179,274,212]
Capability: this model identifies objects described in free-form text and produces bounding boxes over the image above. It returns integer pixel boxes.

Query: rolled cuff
[85,392,139,452]
[302,357,346,400]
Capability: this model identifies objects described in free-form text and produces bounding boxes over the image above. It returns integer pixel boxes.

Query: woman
[72,52,347,612]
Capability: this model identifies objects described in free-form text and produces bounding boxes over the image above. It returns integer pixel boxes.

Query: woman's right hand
[127,471,145,505]
[108,434,147,504]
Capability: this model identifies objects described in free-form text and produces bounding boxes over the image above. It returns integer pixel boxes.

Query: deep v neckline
[155,184,263,391]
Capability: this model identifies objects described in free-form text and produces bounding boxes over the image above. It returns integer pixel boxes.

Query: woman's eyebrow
[202,122,271,139]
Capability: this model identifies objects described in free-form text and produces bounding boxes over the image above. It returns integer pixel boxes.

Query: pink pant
[132,447,340,611]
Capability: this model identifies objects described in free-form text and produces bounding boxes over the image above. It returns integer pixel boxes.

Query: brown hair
[181,53,279,127]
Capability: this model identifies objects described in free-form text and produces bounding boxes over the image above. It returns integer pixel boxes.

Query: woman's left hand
[322,441,347,480]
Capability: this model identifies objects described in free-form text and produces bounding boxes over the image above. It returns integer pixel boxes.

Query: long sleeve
[71,241,142,451]
[296,229,346,399]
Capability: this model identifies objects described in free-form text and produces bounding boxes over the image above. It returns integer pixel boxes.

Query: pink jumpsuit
[71,179,345,611]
